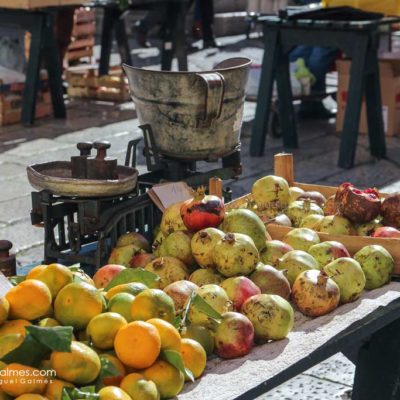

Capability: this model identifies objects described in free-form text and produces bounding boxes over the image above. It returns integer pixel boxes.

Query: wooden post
[274,153,294,185]
[209,177,223,199]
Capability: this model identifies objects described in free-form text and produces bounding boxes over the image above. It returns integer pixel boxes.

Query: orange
[0,334,24,358]
[100,354,126,387]
[45,379,74,400]
[54,282,104,329]
[0,320,31,337]
[180,338,207,380]
[6,280,52,321]
[35,263,73,298]
[26,265,47,280]
[0,363,47,396]
[15,395,47,400]
[38,318,59,328]
[98,386,131,400]
[120,373,159,400]
[114,321,161,369]
[0,298,9,325]
[108,293,135,322]
[143,360,184,399]
[181,324,214,356]
[130,289,175,324]
[105,282,147,300]
[50,341,101,385]
[86,312,127,350]
[147,318,181,351]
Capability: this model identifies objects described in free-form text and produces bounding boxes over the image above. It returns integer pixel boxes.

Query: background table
[250,16,400,168]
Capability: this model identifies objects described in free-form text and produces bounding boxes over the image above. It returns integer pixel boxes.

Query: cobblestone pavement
[0,34,399,399]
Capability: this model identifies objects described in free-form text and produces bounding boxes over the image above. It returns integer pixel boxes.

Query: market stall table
[180,282,400,399]
[250,15,400,168]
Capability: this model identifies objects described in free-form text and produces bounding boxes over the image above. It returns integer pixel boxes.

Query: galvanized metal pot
[123,57,252,161]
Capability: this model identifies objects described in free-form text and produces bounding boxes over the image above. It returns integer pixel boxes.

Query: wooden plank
[68,37,95,51]
[72,22,95,38]
[0,0,59,9]
[75,9,95,24]
[66,48,93,61]
[180,283,400,399]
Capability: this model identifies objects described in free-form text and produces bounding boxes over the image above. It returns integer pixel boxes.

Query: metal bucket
[123,57,252,161]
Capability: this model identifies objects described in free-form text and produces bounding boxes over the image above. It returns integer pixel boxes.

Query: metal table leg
[99,7,115,76]
[338,36,369,168]
[43,13,66,119]
[22,15,45,126]
[250,29,279,156]
[352,317,400,400]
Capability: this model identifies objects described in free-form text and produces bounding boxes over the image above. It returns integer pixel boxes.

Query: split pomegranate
[335,183,381,223]
[181,194,224,231]
[381,194,400,228]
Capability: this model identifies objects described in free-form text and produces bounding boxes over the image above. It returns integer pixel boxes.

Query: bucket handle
[196,72,225,128]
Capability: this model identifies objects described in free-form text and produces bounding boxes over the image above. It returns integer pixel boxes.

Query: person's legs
[200,0,217,48]
[136,2,168,47]
[289,45,313,64]
[307,46,339,92]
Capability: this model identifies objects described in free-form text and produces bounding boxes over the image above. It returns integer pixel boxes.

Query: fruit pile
[0,177,396,400]
[250,175,400,238]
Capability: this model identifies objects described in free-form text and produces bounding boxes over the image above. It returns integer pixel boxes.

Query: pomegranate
[213,233,259,277]
[159,230,195,266]
[282,228,320,252]
[108,244,140,267]
[292,270,340,317]
[277,250,319,286]
[269,214,292,227]
[251,175,290,211]
[297,191,327,208]
[214,312,254,359]
[249,263,291,300]
[308,241,350,269]
[289,186,305,202]
[260,240,293,267]
[188,284,232,328]
[93,264,126,289]
[381,194,400,228]
[241,294,294,341]
[130,252,156,268]
[160,202,186,235]
[299,214,324,231]
[335,183,381,223]
[323,258,365,303]
[189,268,224,286]
[191,228,225,269]
[152,230,166,257]
[356,220,383,236]
[323,195,339,216]
[319,215,355,235]
[181,324,215,356]
[144,256,189,289]
[164,280,198,312]
[220,276,261,311]
[372,226,400,238]
[116,232,150,252]
[286,200,324,227]
[181,194,224,232]
[354,245,394,289]
[221,209,267,250]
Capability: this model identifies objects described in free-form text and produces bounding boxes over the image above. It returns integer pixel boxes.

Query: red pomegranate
[381,194,400,229]
[372,226,400,238]
[180,194,224,231]
[335,183,381,223]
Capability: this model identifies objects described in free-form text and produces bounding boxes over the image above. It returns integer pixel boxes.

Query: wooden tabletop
[180,282,400,400]
[0,0,85,10]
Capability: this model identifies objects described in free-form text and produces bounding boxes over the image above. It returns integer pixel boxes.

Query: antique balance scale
[27,58,252,272]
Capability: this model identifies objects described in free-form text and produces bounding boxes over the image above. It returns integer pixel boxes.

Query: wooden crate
[0,0,84,8]
[225,153,400,275]
[66,66,130,102]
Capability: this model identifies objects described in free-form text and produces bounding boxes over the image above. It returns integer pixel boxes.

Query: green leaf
[173,315,182,330]
[68,264,82,272]
[161,349,195,383]
[178,292,195,333]
[8,275,26,286]
[2,334,49,367]
[62,387,99,400]
[191,294,223,321]
[105,268,160,290]
[26,326,73,352]
[99,355,121,379]
[62,388,73,400]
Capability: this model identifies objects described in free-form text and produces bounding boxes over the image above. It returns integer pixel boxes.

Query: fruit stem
[317,270,329,285]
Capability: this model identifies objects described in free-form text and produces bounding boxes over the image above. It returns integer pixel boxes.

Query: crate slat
[68,37,95,51]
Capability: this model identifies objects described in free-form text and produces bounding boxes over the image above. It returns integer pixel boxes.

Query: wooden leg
[250,29,279,156]
[364,48,386,159]
[43,13,66,119]
[338,36,368,168]
[276,49,297,149]
[352,318,400,400]
[115,14,132,66]
[22,15,44,126]
[99,7,116,76]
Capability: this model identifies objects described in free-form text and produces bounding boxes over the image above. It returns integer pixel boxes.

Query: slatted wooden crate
[66,8,96,64]
[66,65,130,102]
[225,153,400,275]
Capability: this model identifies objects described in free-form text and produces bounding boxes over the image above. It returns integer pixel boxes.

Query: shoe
[298,101,336,120]
[203,38,220,49]
[192,21,202,40]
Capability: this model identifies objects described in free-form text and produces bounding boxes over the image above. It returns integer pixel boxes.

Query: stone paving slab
[0,195,31,225]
